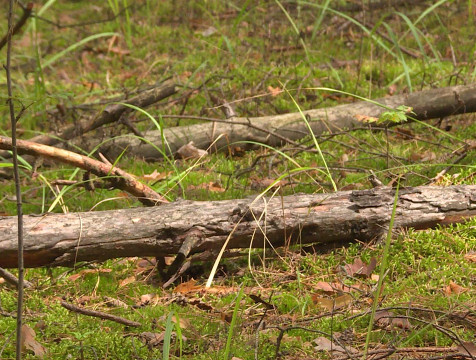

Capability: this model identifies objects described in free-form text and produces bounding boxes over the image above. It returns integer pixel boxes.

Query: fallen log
[0,185,474,268]
[88,83,476,160]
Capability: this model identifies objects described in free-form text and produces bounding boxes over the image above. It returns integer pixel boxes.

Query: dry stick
[0,267,32,288]
[0,136,168,206]
[4,1,24,359]
[0,81,177,160]
[0,2,33,51]
[333,346,461,360]
[60,301,141,328]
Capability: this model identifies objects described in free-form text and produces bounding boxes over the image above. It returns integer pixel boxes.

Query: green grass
[1,0,475,358]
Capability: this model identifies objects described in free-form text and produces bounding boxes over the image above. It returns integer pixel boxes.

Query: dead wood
[0,3,33,51]
[0,267,33,288]
[0,81,177,160]
[0,185,474,268]
[60,301,141,327]
[86,83,476,161]
[0,136,168,206]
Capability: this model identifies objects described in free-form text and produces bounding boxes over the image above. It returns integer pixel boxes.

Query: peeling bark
[0,185,474,268]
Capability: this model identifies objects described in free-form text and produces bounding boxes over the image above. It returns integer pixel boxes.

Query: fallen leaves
[187,181,225,192]
[177,141,207,159]
[267,85,282,97]
[313,336,358,355]
[374,310,412,330]
[343,257,377,278]
[444,280,468,295]
[21,324,46,359]
[68,268,112,282]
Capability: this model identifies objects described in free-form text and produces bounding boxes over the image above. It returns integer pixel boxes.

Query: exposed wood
[0,185,474,268]
[0,136,168,206]
[87,84,476,160]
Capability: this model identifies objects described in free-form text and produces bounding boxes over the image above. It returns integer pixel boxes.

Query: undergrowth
[0,0,475,359]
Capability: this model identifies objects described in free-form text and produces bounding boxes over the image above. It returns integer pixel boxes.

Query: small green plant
[363,180,400,358]
[224,286,245,360]
[379,105,415,124]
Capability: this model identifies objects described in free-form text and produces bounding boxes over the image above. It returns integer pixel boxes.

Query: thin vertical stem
[5,1,25,359]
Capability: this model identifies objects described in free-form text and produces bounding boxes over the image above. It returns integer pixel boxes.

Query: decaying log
[0,136,168,206]
[86,83,476,160]
[0,185,474,268]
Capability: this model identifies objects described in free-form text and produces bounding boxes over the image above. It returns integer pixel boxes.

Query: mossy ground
[0,1,475,359]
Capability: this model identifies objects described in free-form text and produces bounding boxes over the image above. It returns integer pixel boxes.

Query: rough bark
[0,185,474,268]
[87,84,476,160]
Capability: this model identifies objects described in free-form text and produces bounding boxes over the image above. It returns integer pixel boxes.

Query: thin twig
[5,1,25,359]
[0,267,33,288]
[60,301,141,327]
[0,2,33,50]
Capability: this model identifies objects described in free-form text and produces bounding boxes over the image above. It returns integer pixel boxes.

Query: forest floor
[0,1,475,359]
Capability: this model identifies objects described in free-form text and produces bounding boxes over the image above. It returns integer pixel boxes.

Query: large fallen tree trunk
[0,185,475,268]
[89,84,476,160]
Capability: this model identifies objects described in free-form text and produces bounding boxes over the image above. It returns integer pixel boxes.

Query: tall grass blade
[224,286,245,360]
[42,33,117,68]
[162,311,174,360]
[282,85,337,191]
[382,23,412,92]
[311,0,331,41]
[363,180,400,358]
[275,0,311,62]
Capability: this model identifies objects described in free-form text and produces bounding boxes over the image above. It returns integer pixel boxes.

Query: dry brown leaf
[137,293,160,307]
[68,268,112,282]
[21,324,46,359]
[388,84,397,95]
[76,295,94,305]
[375,310,412,330]
[142,170,172,182]
[355,114,378,123]
[315,281,353,294]
[371,274,380,282]
[158,314,190,329]
[464,251,476,263]
[177,141,208,159]
[119,276,136,288]
[188,181,225,193]
[313,336,358,354]
[343,257,376,278]
[201,26,218,37]
[444,280,467,295]
[267,85,282,97]
[250,177,289,190]
[108,46,131,56]
[173,279,202,294]
[203,285,239,295]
